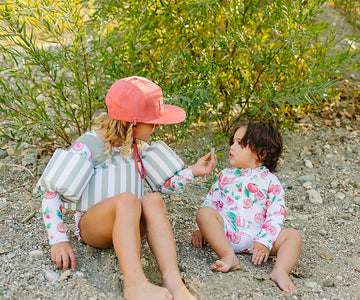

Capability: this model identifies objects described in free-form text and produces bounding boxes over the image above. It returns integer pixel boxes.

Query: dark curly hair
[229,120,283,172]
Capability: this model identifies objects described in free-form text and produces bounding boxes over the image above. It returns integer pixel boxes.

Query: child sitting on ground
[190,120,302,293]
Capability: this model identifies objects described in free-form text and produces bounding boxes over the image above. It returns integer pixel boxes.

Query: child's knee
[141,193,165,211]
[195,206,213,223]
[113,192,140,210]
[284,228,303,246]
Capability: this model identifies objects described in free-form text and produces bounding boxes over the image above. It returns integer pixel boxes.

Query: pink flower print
[226,229,232,240]
[231,231,242,244]
[262,221,271,229]
[164,179,171,188]
[212,200,224,210]
[255,190,265,201]
[45,213,50,219]
[235,216,242,226]
[273,185,282,195]
[72,142,84,152]
[219,175,236,186]
[261,169,269,179]
[44,192,57,199]
[241,169,247,176]
[267,183,274,194]
[280,207,286,217]
[265,225,277,236]
[226,197,234,205]
[59,204,63,214]
[254,213,266,224]
[209,187,215,195]
[247,183,258,193]
[265,200,272,208]
[262,221,277,236]
[243,198,253,209]
[218,172,223,183]
[274,207,286,217]
[57,223,66,233]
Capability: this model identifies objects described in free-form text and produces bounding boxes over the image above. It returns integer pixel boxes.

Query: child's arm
[41,140,92,270]
[41,192,69,246]
[253,178,286,251]
[158,152,216,193]
[41,192,76,270]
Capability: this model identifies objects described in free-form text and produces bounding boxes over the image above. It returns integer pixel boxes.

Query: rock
[58,270,71,281]
[304,281,317,288]
[29,250,44,257]
[298,174,316,183]
[354,197,360,206]
[304,159,313,168]
[44,269,59,282]
[21,156,37,166]
[318,229,327,236]
[335,192,346,200]
[323,279,335,287]
[0,149,8,159]
[308,189,323,204]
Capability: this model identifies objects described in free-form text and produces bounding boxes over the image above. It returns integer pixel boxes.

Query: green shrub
[334,0,360,29]
[0,0,359,151]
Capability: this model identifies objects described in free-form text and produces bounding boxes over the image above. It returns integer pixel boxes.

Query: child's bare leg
[269,228,302,293]
[196,207,239,272]
[79,193,172,300]
[140,193,196,300]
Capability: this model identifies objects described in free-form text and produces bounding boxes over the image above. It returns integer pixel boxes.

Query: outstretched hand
[248,241,270,265]
[51,241,76,270]
[192,152,217,177]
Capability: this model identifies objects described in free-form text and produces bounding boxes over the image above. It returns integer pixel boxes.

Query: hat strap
[132,121,146,179]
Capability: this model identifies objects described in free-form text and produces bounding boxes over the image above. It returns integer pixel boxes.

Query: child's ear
[258,150,267,162]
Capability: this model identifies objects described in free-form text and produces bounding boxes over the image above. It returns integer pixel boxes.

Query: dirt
[0,110,359,300]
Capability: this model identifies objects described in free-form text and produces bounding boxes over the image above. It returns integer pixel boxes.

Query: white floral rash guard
[41,132,196,246]
[195,166,286,252]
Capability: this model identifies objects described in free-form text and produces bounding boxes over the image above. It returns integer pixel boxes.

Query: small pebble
[304,159,313,168]
[304,281,317,288]
[308,189,323,204]
[29,250,44,258]
[44,269,59,282]
[323,279,335,287]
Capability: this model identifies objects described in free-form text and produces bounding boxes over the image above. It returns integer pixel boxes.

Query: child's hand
[51,241,76,270]
[189,230,207,248]
[248,241,270,265]
[192,152,217,177]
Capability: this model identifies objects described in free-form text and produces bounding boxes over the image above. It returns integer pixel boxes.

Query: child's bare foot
[270,268,296,293]
[210,254,240,273]
[124,281,172,300]
[164,280,196,300]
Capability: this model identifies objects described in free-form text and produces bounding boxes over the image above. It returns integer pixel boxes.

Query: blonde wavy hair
[94,113,134,158]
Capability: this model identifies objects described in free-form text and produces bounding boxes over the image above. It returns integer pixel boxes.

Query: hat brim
[142,104,186,125]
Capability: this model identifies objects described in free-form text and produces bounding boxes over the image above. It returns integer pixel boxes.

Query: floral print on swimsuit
[199,166,286,251]
[41,138,93,246]
[158,166,195,193]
